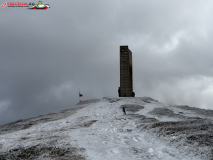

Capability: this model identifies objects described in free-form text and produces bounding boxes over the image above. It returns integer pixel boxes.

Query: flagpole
[79,88,80,102]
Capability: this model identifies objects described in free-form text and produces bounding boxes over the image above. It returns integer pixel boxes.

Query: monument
[118,46,135,97]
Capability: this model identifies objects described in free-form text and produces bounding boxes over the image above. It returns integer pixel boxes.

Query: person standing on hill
[123,107,126,115]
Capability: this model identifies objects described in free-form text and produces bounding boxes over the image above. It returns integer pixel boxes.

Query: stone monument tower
[118,46,135,97]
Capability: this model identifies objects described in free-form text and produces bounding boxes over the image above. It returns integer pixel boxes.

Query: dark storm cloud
[1,0,213,125]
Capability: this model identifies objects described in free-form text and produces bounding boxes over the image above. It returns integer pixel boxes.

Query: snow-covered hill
[0,97,213,160]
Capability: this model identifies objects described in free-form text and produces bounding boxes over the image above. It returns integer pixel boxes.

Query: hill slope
[0,97,213,160]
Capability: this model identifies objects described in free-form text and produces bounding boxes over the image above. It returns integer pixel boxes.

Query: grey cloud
[1,0,213,125]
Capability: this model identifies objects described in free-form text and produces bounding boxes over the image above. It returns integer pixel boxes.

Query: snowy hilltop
[0,97,213,160]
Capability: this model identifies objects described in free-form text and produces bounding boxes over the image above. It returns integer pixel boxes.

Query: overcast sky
[1,0,213,125]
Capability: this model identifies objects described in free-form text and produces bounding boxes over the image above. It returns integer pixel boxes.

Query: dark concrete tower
[118,46,135,97]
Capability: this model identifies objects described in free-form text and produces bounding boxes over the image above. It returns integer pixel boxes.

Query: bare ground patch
[174,105,213,117]
[73,120,98,128]
[120,104,144,113]
[148,108,182,118]
[0,144,85,160]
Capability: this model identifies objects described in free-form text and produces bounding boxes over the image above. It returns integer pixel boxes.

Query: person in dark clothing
[122,107,126,115]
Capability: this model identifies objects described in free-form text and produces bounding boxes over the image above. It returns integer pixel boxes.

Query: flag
[79,93,83,97]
